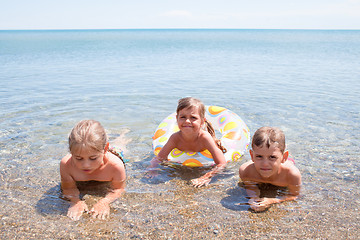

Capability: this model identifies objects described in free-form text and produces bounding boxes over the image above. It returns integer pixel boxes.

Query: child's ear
[104,142,109,152]
[103,142,110,163]
[282,151,289,163]
[249,149,254,162]
[202,118,206,128]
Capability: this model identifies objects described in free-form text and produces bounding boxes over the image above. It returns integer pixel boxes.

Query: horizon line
[1,27,359,31]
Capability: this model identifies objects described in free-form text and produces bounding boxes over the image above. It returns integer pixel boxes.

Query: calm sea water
[0,29,359,238]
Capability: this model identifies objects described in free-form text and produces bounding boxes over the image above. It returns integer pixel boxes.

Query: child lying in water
[60,120,129,220]
[239,127,301,212]
[148,97,227,187]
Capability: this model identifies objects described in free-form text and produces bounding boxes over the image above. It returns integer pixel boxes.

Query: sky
[1,0,360,30]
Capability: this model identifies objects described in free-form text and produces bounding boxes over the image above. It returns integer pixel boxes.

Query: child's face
[71,146,105,175]
[250,144,287,179]
[176,106,204,134]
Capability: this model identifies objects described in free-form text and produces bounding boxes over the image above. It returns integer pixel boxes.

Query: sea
[0,29,359,239]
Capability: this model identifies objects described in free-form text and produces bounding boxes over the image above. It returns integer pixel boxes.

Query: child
[239,127,301,212]
[239,127,301,211]
[148,97,227,187]
[60,120,127,221]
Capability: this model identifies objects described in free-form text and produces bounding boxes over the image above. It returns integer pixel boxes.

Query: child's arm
[191,134,227,187]
[255,167,301,211]
[60,157,88,221]
[90,162,126,219]
[242,179,262,204]
[240,162,302,212]
[249,183,300,212]
[61,181,89,220]
[90,180,126,219]
[191,161,226,187]
[146,134,177,177]
[239,161,268,211]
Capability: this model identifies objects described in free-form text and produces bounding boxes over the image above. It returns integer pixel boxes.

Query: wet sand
[1,156,359,240]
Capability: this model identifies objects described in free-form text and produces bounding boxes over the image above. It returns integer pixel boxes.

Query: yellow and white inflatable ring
[152,106,250,167]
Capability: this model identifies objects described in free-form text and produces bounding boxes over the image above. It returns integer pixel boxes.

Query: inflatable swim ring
[152,106,250,167]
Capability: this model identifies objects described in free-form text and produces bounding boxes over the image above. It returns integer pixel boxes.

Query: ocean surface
[0,29,359,239]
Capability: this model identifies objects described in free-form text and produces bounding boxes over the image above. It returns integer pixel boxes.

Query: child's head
[176,97,226,153]
[69,120,108,155]
[176,97,205,120]
[252,127,286,153]
[250,127,288,179]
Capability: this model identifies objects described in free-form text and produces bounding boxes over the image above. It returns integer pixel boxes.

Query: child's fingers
[91,210,99,219]
[250,204,263,212]
[67,204,87,221]
[90,206,110,220]
[96,211,109,220]
[68,211,81,221]
[145,170,159,178]
[191,178,206,188]
[74,214,81,221]
[250,201,269,212]
[101,211,110,220]
[191,179,199,187]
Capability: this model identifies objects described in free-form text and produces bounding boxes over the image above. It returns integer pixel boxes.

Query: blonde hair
[252,127,286,153]
[177,97,227,153]
[68,120,108,154]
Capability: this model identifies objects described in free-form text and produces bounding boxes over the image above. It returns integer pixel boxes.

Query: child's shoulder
[199,129,213,138]
[283,159,301,173]
[104,152,126,181]
[198,130,217,145]
[239,161,257,178]
[283,160,301,184]
[106,152,126,169]
[165,131,181,143]
[60,154,74,178]
[60,154,72,165]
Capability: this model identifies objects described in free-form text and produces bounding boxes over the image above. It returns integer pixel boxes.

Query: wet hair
[68,120,108,154]
[176,97,227,153]
[252,126,286,153]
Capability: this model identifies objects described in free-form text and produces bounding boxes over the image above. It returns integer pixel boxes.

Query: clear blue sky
[1,0,360,30]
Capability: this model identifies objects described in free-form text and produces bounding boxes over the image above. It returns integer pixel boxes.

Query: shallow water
[0,29,360,239]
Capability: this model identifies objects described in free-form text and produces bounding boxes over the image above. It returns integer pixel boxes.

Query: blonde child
[60,120,127,221]
[239,126,301,212]
[148,97,227,187]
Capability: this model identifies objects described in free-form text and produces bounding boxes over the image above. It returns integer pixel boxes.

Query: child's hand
[248,198,266,212]
[145,168,160,178]
[191,176,211,188]
[67,200,88,221]
[249,197,279,212]
[90,199,111,220]
[145,157,163,178]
